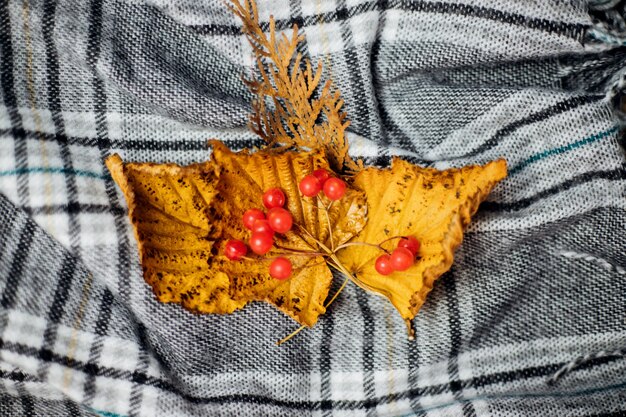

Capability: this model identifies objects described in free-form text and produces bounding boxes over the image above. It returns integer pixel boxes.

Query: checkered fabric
[1,0,625,416]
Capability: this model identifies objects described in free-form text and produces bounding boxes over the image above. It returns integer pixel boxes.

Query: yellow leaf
[106,142,367,327]
[337,158,507,333]
[207,141,367,326]
[105,155,246,314]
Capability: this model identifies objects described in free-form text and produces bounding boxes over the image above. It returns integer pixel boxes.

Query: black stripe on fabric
[406,338,425,415]
[94,290,115,339]
[585,412,626,417]
[42,254,76,318]
[286,0,308,70]
[0,197,20,260]
[482,167,626,212]
[82,289,115,403]
[16,382,35,416]
[38,254,77,379]
[24,203,125,217]
[336,0,371,141]
[43,0,81,254]
[87,0,132,299]
[188,23,240,36]
[128,323,151,417]
[0,369,37,383]
[190,0,587,40]
[375,94,422,157]
[397,1,587,39]
[354,289,376,417]
[0,2,19,116]
[444,269,477,417]
[319,310,334,416]
[190,2,378,35]
[1,338,623,410]
[0,127,266,152]
[84,0,124,406]
[64,398,82,416]
[458,95,603,159]
[1,224,35,310]
[370,0,392,166]
[0,1,29,207]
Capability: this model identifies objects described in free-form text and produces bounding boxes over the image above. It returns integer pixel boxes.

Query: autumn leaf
[337,158,507,334]
[106,142,367,327]
[105,155,246,314]
[206,141,366,326]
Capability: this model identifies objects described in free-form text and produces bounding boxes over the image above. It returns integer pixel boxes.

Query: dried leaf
[106,142,367,327]
[105,155,246,314]
[229,0,363,174]
[337,158,507,332]
[206,141,367,326]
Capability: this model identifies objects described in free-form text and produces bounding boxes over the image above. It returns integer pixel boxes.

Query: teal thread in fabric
[399,380,626,415]
[90,408,127,417]
[509,126,619,176]
[589,29,626,46]
[0,167,109,180]
[0,127,617,182]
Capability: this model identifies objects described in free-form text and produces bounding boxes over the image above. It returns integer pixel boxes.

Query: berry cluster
[374,236,420,275]
[299,169,346,200]
[224,168,347,281]
[224,186,293,279]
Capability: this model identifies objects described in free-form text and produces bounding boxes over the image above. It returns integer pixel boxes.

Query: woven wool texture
[1,0,626,416]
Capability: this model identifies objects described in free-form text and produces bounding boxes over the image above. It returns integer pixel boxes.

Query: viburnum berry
[375,254,394,275]
[323,177,346,201]
[242,208,265,230]
[269,257,292,280]
[249,232,273,255]
[398,236,420,256]
[263,188,286,209]
[299,174,322,197]
[251,219,274,236]
[312,169,330,185]
[389,247,414,271]
[267,207,293,233]
[224,239,247,261]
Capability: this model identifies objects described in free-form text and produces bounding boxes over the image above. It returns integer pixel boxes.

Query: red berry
[323,177,346,201]
[398,236,420,255]
[243,208,265,230]
[312,169,331,185]
[251,219,274,236]
[375,254,394,275]
[263,188,286,209]
[225,240,247,261]
[269,257,292,280]
[299,175,322,197]
[249,232,273,255]
[267,207,293,233]
[390,247,414,271]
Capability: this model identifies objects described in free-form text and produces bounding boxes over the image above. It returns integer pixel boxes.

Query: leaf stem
[277,277,350,346]
[328,256,391,299]
[294,223,333,255]
[324,200,335,252]
[378,235,408,246]
[273,246,326,257]
[334,241,389,254]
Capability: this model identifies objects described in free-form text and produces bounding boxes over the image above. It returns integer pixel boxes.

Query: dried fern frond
[228,0,363,173]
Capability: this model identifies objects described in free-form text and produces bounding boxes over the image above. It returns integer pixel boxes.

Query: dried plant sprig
[228,0,363,174]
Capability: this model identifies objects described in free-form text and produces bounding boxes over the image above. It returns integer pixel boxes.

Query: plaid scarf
[0,0,625,415]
